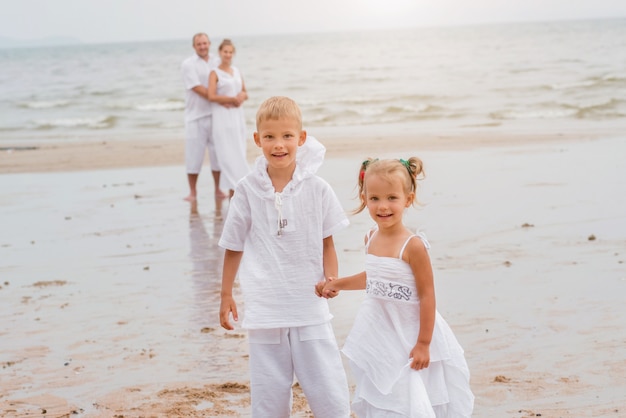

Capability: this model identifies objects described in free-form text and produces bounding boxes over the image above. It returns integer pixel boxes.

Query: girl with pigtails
[316,157,474,417]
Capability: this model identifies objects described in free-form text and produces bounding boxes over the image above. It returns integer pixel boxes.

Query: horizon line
[1,15,624,50]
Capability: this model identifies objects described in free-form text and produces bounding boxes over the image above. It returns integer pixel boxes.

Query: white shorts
[185,115,219,174]
[248,322,351,418]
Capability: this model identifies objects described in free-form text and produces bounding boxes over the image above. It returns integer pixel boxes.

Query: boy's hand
[314,280,326,297]
[220,295,238,330]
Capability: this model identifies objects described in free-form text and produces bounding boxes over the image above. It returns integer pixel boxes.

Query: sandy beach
[1,132,625,417]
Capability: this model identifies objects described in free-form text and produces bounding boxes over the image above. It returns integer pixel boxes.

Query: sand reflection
[188,198,225,325]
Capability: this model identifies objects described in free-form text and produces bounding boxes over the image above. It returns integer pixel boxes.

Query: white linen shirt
[181,54,220,122]
[219,137,349,329]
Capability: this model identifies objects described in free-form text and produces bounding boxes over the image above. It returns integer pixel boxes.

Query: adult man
[181,32,224,201]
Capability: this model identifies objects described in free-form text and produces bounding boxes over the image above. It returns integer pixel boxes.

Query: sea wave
[138,121,184,129]
[574,98,626,119]
[490,108,578,120]
[305,103,453,125]
[348,95,440,106]
[308,109,361,124]
[384,104,446,114]
[549,73,626,91]
[34,115,117,130]
[601,73,626,82]
[134,99,184,111]
[509,67,541,74]
[18,100,71,109]
[489,98,625,120]
[301,94,441,107]
[104,99,184,112]
[549,80,598,90]
[89,89,118,96]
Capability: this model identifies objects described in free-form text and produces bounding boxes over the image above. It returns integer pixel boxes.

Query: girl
[317,158,474,417]
[207,39,250,198]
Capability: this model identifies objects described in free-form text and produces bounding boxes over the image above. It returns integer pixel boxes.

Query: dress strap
[398,235,416,259]
[364,228,377,254]
[398,231,431,259]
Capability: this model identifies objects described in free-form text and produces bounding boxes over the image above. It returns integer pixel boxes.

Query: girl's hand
[322,277,339,298]
[409,342,430,370]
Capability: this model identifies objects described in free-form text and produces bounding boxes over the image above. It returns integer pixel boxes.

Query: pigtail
[405,157,424,207]
[407,157,424,179]
[398,157,425,207]
[354,158,376,214]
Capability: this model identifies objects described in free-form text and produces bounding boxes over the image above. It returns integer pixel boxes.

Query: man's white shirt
[181,54,220,122]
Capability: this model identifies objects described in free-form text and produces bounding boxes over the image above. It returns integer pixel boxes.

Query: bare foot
[215,194,224,219]
[190,200,199,214]
[183,194,197,202]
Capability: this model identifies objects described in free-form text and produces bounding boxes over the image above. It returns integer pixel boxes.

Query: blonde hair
[192,33,209,45]
[256,96,302,130]
[218,38,235,52]
[354,157,424,214]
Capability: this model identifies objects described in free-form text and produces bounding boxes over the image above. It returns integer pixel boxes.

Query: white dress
[342,231,474,417]
[211,66,250,191]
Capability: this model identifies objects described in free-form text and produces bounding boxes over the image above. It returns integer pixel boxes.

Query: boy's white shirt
[219,136,349,329]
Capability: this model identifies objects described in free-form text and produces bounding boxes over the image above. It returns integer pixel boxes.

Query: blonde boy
[219,96,350,417]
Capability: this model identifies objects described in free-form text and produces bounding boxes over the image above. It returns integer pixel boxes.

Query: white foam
[19,100,70,109]
[135,100,184,111]
[34,116,115,129]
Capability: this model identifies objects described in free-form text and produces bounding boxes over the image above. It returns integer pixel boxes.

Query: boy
[219,96,351,417]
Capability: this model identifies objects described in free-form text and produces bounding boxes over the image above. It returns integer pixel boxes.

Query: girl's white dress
[211,66,250,191]
[342,231,474,417]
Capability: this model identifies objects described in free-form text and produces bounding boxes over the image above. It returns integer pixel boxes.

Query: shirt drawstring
[274,192,284,236]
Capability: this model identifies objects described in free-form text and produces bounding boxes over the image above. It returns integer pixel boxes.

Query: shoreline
[0,130,617,174]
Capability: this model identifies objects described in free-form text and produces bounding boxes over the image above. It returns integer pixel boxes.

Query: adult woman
[207,39,250,197]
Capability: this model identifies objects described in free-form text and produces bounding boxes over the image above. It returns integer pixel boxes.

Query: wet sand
[1,134,625,417]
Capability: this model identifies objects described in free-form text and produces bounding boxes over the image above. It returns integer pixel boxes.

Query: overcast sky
[2,0,626,44]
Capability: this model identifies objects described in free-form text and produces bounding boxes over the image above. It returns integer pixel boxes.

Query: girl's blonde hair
[354,157,424,214]
[256,96,303,130]
[219,38,235,52]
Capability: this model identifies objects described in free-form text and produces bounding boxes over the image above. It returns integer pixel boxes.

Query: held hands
[409,342,430,370]
[314,277,339,299]
[235,91,247,106]
[222,94,245,108]
[219,294,238,330]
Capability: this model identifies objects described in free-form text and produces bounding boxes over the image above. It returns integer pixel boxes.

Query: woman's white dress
[342,232,474,417]
[211,66,250,191]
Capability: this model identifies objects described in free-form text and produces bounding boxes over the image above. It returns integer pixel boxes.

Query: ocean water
[0,18,625,144]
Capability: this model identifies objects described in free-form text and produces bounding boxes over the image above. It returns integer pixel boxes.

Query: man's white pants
[185,115,219,174]
[248,322,351,418]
